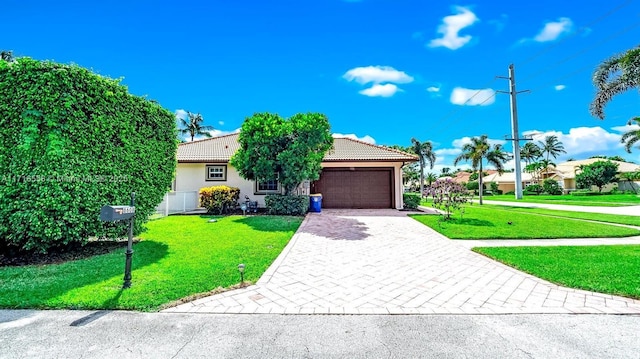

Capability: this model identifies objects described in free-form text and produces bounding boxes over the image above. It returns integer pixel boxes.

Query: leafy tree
[590,46,640,120]
[410,138,436,197]
[179,111,214,142]
[402,163,420,190]
[230,112,333,195]
[542,178,563,195]
[0,57,177,253]
[453,135,510,205]
[424,178,472,221]
[607,155,626,162]
[468,171,488,181]
[520,142,542,165]
[621,117,640,153]
[575,160,619,192]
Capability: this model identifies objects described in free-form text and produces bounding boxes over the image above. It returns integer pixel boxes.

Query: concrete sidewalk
[163,209,640,315]
[479,199,640,216]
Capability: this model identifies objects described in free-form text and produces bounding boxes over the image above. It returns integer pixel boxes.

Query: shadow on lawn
[2,241,168,308]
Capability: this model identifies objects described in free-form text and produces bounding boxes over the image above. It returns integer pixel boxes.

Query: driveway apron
[163,209,640,315]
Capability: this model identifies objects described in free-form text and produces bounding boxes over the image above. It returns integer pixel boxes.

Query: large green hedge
[0,57,177,253]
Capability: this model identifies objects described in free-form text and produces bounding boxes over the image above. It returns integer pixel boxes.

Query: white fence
[155,191,199,216]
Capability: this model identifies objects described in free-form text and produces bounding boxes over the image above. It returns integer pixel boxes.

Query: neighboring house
[479,158,640,194]
[449,170,499,185]
[175,133,417,210]
[545,159,640,193]
[481,172,534,194]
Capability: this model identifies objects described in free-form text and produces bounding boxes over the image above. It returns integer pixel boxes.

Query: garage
[312,167,394,208]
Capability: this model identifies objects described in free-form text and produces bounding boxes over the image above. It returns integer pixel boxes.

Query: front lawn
[486,194,640,207]
[409,205,640,239]
[0,215,302,311]
[474,245,640,299]
[482,205,640,226]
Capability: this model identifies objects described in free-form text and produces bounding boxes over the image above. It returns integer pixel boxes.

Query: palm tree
[519,142,542,166]
[425,172,438,186]
[539,135,566,162]
[179,112,215,142]
[621,117,640,153]
[411,138,436,197]
[0,50,14,62]
[590,46,640,120]
[453,135,510,205]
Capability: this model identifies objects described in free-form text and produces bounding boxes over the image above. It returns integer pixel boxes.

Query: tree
[453,135,510,205]
[538,135,566,162]
[410,138,436,197]
[425,172,438,186]
[590,46,640,120]
[424,178,472,221]
[575,160,619,192]
[440,167,451,177]
[0,50,14,62]
[179,112,215,142]
[230,112,333,195]
[0,57,177,253]
[620,171,640,193]
[621,117,640,153]
[520,142,542,166]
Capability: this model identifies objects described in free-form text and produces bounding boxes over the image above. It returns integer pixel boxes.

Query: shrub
[199,186,240,214]
[265,194,309,215]
[0,57,177,253]
[403,193,421,209]
[525,184,544,195]
[542,178,563,195]
[466,181,479,191]
[505,191,515,195]
[570,190,604,196]
[424,179,472,220]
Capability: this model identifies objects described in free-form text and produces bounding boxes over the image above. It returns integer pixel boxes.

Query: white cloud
[451,136,505,148]
[450,87,495,106]
[218,121,225,126]
[611,124,640,133]
[175,109,188,120]
[554,84,566,91]
[343,66,414,85]
[523,127,622,158]
[426,86,440,93]
[333,133,376,144]
[435,148,461,156]
[533,17,573,42]
[359,84,400,97]
[428,6,479,50]
[488,14,508,32]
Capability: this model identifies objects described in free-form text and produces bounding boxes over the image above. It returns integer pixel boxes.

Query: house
[174,133,418,210]
[544,158,640,193]
[481,172,534,193]
[449,170,499,184]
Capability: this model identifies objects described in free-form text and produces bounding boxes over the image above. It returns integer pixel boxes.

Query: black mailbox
[100,205,135,222]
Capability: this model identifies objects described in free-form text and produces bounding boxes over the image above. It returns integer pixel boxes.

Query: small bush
[542,178,563,195]
[199,186,240,214]
[525,184,544,195]
[403,193,421,209]
[424,179,472,220]
[265,194,309,215]
[570,190,604,196]
[505,191,515,195]
[466,181,479,191]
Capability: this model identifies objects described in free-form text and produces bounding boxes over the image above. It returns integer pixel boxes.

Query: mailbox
[100,205,135,222]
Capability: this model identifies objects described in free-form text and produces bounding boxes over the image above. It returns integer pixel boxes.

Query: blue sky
[4,0,640,172]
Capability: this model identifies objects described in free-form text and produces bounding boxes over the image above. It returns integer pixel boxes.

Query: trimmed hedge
[0,57,177,253]
[403,193,421,209]
[265,194,309,215]
[199,186,240,214]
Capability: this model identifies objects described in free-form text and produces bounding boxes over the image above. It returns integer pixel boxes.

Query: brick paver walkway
[163,209,640,315]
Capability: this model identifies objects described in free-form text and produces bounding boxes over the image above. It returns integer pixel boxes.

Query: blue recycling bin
[310,194,322,213]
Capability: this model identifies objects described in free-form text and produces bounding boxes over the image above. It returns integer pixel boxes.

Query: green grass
[481,204,640,227]
[409,205,640,239]
[474,245,640,299]
[0,215,302,311]
[486,194,640,207]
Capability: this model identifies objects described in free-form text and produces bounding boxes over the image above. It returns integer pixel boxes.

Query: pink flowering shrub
[424,179,472,220]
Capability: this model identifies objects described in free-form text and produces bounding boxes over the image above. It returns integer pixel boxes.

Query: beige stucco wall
[175,163,272,207]
[176,161,407,209]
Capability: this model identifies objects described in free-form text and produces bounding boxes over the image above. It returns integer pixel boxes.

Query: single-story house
[544,159,640,193]
[174,134,418,210]
[449,170,499,184]
[481,172,534,193]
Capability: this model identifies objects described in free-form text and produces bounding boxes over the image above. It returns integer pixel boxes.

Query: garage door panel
[314,168,393,208]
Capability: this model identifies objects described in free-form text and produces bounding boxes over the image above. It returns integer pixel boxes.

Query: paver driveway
[164,209,640,315]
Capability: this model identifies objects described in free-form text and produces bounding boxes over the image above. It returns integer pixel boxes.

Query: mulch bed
[0,240,131,267]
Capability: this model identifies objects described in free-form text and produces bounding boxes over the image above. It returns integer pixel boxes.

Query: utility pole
[497,64,529,200]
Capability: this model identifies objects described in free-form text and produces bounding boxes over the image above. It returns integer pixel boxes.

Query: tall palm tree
[590,46,640,120]
[519,142,542,166]
[411,138,436,197]
[453,135,510,205]
[425,172,438,186]
[621,117,640,153]
[179,112,215,142]
[538,135,566,176]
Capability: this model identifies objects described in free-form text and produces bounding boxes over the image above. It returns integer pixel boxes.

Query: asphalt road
[1,310,639,358]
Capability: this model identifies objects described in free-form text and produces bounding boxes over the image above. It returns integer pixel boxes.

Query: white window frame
[205,165,227,181]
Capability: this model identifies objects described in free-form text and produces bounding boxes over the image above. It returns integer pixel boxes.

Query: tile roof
[177,133,418,162]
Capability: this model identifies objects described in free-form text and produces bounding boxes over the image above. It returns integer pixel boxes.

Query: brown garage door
[312,168,393,208]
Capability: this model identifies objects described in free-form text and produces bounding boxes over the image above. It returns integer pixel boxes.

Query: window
[205,165,227,181]
[256,179,280,194]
